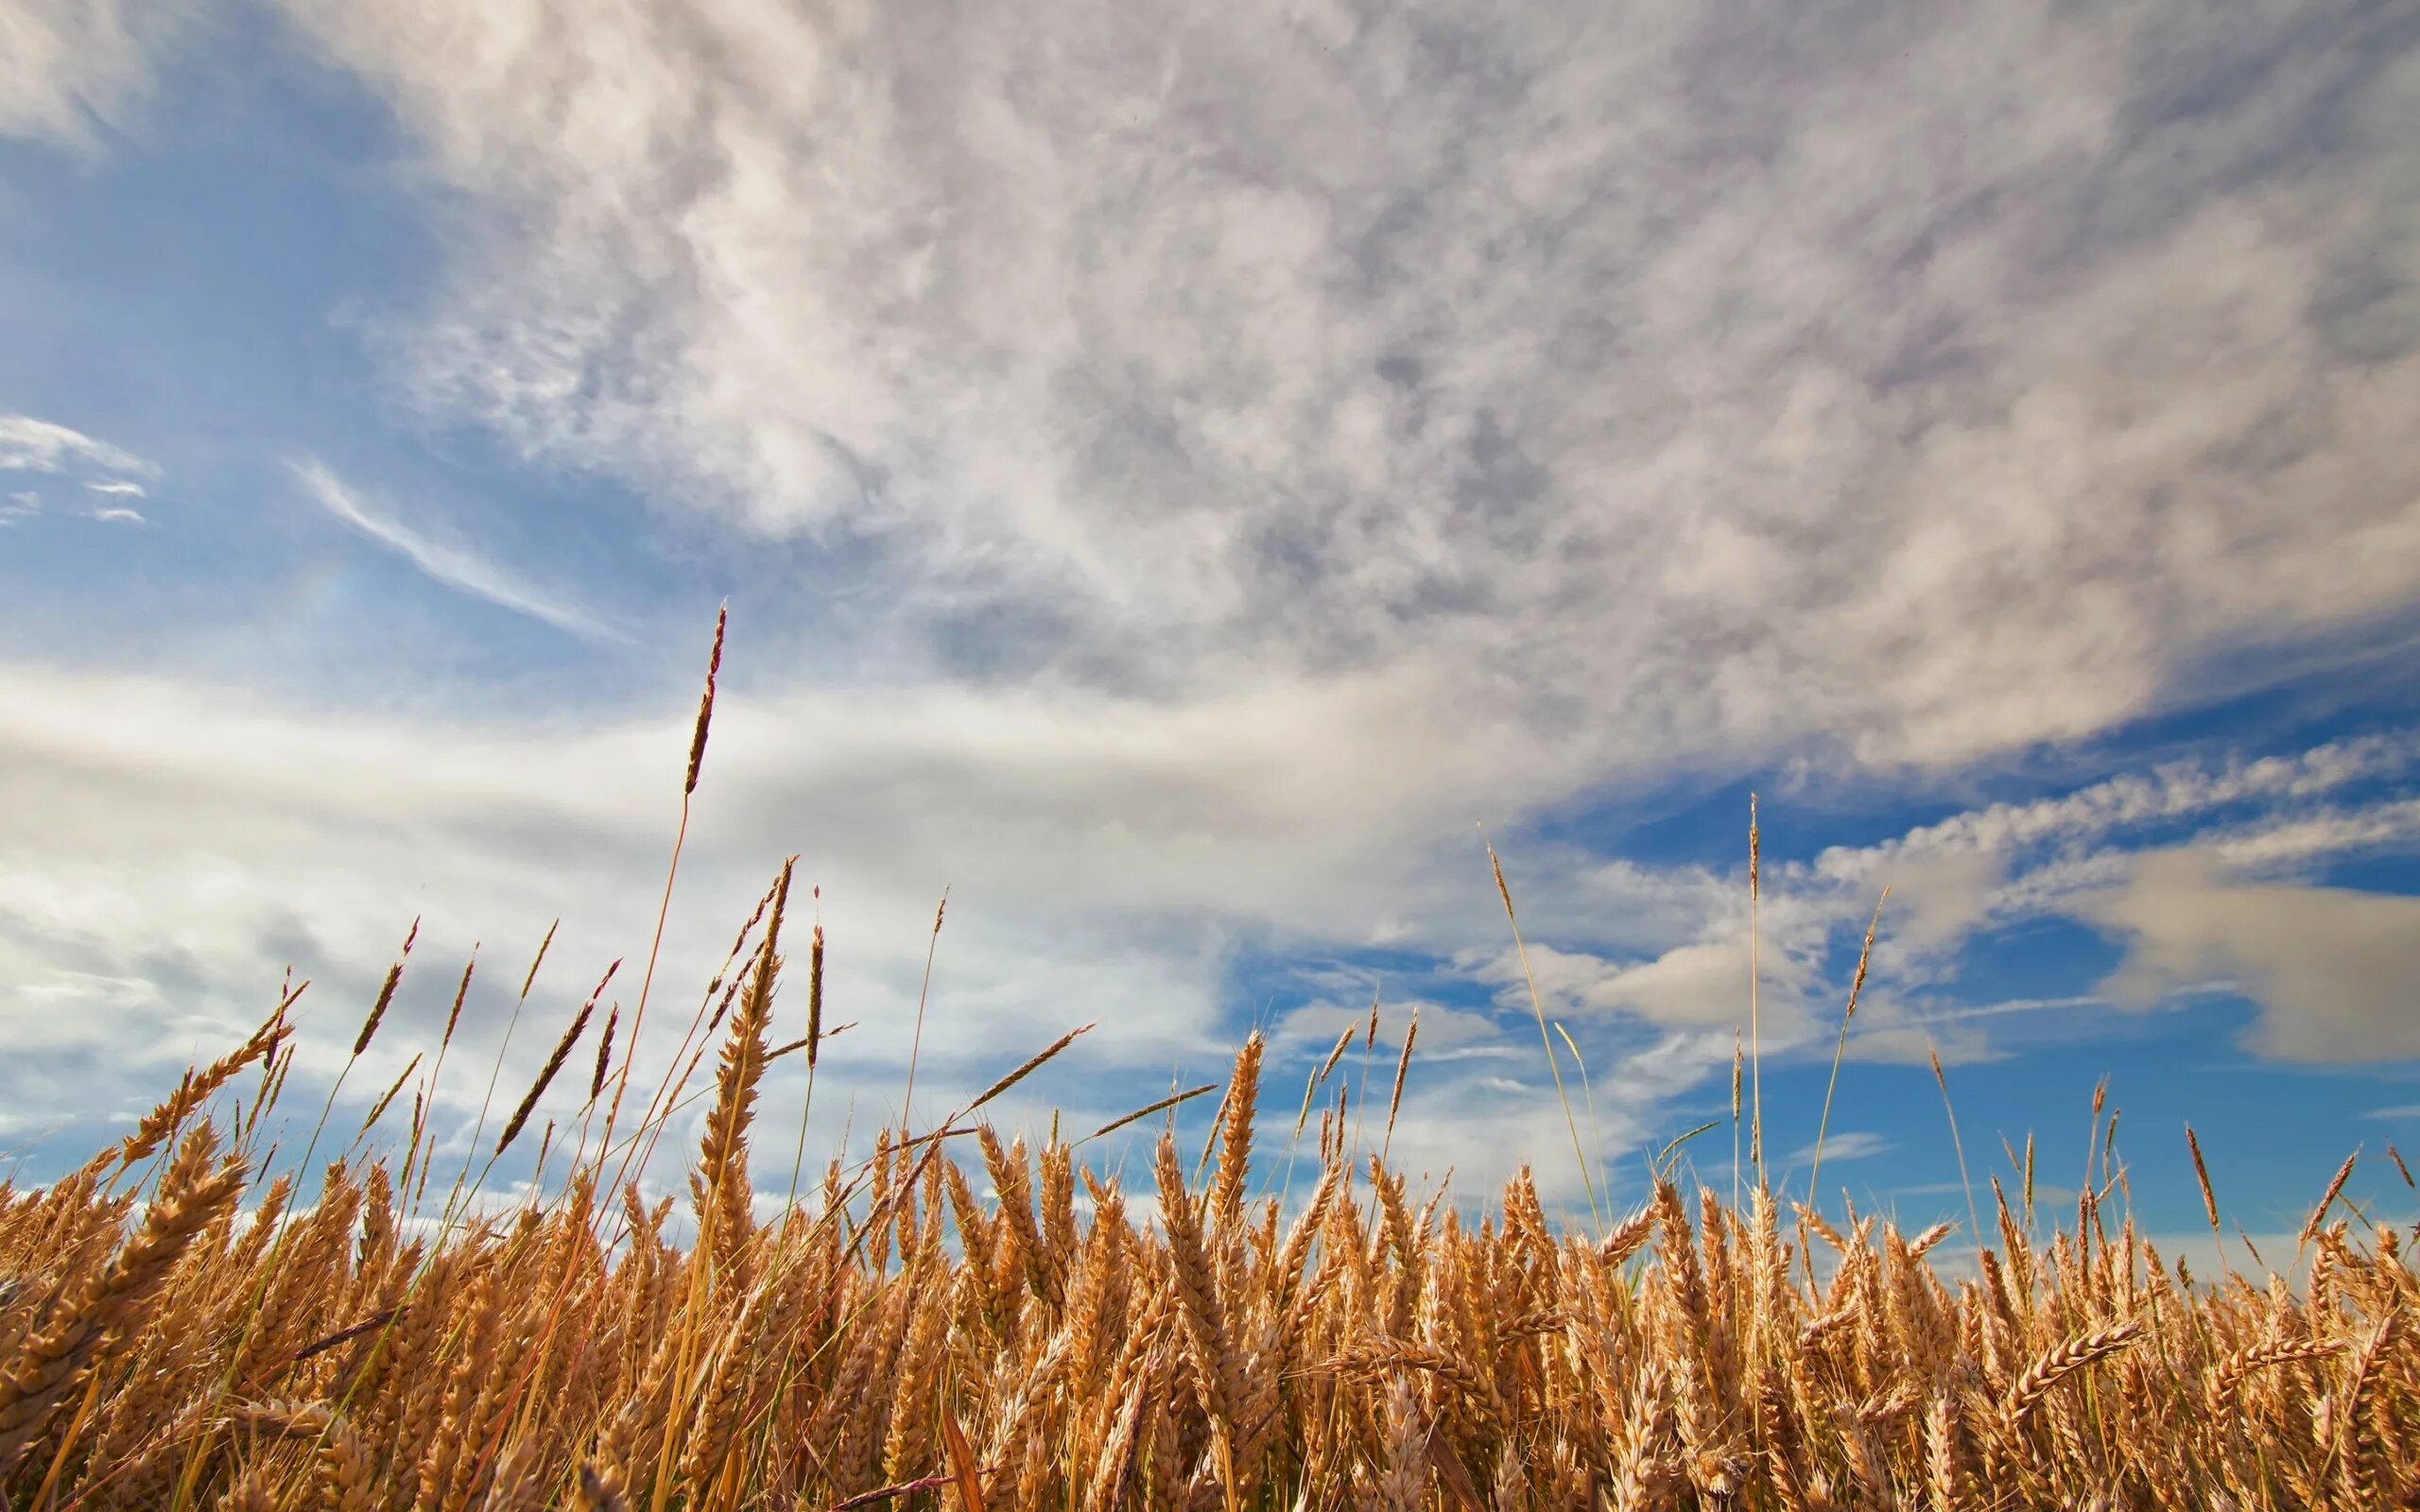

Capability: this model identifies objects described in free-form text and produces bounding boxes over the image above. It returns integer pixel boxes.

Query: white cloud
[289,457,625,643]
[3,649,2411,1210]
[2202,799,2420,871]
[1812,733,2420,892]
[1788,1130,1893,1167]
[0,413,157,479]
[1778,736,2420,1004]
[1273,997,1505,1057]
[2078,849,2420,1061]
[1467,935,1811,1035]
[0,653,1591,1156]
[0,1,189,147]
[270,0,2420,780]
[0,418,160,529]
[1443,736,2420,1105]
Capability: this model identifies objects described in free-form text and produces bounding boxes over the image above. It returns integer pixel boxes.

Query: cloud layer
[269,0,2420,779]
[2083,850,2420,1061]
[6,642,2412,1207]
[0,1,188,147]
[3,0,2418,1213]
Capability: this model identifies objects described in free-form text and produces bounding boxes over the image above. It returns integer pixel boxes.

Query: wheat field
[3,917,2414,1510]
[3,628,2413,1511]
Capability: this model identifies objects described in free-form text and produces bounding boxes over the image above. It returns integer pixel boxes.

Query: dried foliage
[5,948,2416,1512]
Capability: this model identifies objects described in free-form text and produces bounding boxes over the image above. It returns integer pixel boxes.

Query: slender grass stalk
[290,919,416,1199]
[1346,987,1380,1166]
[1749,794,1764,1189]
[1381,1007,1417,1161]
[1806,886,1888,1211]
[1730,1029,1743,1214]
[1654,1120,1720,1180]
[1079,1083,1219,1147]
[1277,1022,1357,1195]
[2082,1076,2109,1246]
[439,919,554,1228]
[1484,829,1599,1228]
[783,910,827,1219]
[1928,1043,1981,1264]
[897,890,948,1140]
[596,603,725,1178]
[399,948,475,1206]
[2185,1124,2228,1274]
[345,1054,422,1158]
[1554,1022,1613,1219]
[2024,1132,2036,1232]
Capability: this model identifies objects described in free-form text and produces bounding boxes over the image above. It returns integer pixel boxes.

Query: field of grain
[4,626,2413,1511]
[4,907,2414,1511]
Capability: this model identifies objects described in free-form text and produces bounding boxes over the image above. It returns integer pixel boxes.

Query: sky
[4,0,2418,1261]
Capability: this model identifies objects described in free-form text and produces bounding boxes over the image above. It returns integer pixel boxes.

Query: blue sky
[5,0,2419,1259]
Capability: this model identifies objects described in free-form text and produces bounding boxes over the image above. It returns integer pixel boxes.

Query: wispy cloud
[0,419,161,530]
[288,457,623,643]
[1442,733,2420,1111]
[0,413,157,480]
[1789,1131,1894,1167]
[1273,997,1503,1057]
[0,1,192,148]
